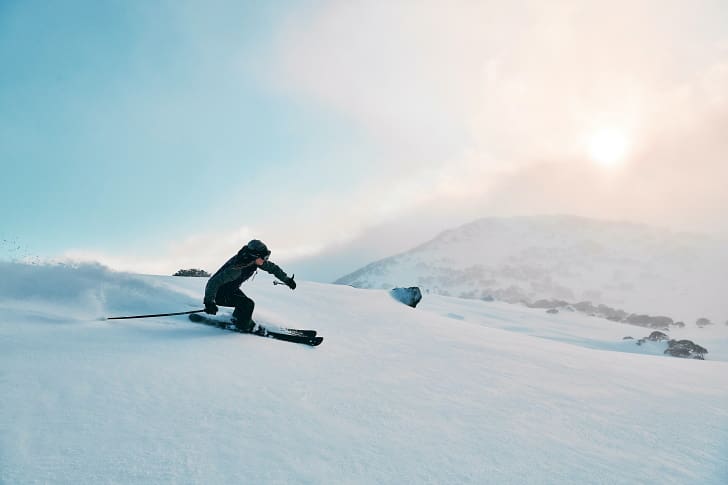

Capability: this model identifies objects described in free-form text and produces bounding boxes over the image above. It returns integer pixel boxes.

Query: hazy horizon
[2,1,727,278]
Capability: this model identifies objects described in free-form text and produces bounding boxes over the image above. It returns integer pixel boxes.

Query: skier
[203,239,296,332]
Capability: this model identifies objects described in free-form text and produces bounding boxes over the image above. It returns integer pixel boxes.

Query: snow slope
[1,262,727,484]
[335,215,728,326]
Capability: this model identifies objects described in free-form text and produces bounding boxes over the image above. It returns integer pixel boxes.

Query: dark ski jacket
[204,251,290,302]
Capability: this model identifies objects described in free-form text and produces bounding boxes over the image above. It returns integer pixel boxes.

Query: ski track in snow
[1,262,727,484]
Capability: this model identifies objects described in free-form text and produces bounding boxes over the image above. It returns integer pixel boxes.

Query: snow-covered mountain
[1,261,727,483]
[335,215,728,326]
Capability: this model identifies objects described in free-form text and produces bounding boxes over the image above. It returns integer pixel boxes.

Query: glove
[204,299,218,315]
[285,275,297,290]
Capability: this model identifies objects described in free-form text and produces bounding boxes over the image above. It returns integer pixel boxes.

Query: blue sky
[1,1,370,259]
[2,1,727,279]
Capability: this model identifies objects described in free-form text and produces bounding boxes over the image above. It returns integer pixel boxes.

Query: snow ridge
[335,215,728,325]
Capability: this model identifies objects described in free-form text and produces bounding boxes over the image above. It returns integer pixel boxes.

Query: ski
[281,328,317,338]
[188,313,323,347]
[258,328,323,346]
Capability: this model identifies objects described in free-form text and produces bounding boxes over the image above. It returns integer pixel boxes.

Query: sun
[586,128,629,167]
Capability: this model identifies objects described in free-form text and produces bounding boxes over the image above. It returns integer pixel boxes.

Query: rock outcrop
[526,299,682,330]
[664,340,708,359]
[173,268,211,277]
[636,331,669,345]
[633,331,708,359]
[390,287,423,308]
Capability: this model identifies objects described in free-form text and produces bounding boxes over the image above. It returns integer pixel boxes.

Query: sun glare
[587,129,629,167]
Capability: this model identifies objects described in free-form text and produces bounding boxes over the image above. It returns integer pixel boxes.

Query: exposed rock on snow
[528,299,570,309]
[636,331,669,346]
[526,299,682,330]
[173,268,211,277]
[643,331,669,342]
[696,317,713,328]
[390,287,423,308]
[665,340,708,359]
[637,332,670,345]
[633,331,708,359]
[624,314,673,329]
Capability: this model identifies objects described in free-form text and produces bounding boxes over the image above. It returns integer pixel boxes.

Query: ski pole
[106,309,205,320]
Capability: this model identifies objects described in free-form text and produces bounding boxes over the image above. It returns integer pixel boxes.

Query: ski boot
[231,317,256,333]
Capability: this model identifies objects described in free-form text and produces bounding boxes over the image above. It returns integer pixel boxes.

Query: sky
[1,0,727,281]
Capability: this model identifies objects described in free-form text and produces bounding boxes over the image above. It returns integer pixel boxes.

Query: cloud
[54,1,728,277]
[63,226,255,275]
[264,0,728,234]
[270,0,726,156]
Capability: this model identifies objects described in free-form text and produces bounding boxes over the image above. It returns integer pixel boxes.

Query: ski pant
[216,289,255,331]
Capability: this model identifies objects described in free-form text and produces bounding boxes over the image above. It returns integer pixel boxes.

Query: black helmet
[245,239,270,258]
